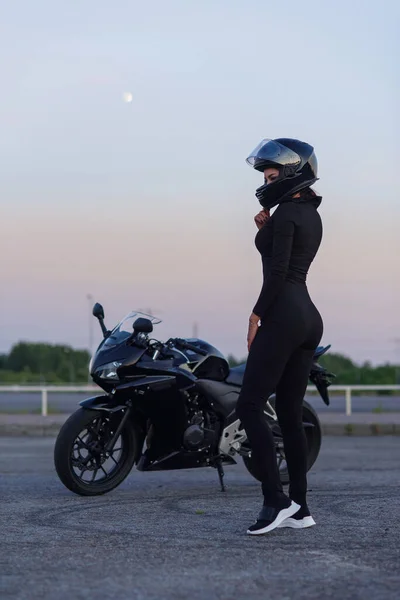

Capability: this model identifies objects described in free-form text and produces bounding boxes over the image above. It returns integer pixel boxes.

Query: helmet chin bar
[255,175,319,210]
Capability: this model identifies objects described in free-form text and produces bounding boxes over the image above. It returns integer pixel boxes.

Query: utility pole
[87,294,94,354]
[87,294,94,384]
[392,338,400,384]
[64,348,75,384]
[192,321,199,339]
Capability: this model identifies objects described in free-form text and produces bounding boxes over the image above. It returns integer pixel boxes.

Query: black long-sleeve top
[253,199,323,320]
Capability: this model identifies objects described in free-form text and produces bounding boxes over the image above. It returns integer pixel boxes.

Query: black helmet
[246,138,318,209]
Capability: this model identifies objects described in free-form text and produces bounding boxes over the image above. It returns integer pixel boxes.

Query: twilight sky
[1,0,399,364]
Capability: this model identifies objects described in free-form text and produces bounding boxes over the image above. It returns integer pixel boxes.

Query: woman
[236,138,324,535]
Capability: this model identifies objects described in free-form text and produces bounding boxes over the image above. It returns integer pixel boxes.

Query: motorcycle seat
[313,344,331,360]
[225,363,246,387]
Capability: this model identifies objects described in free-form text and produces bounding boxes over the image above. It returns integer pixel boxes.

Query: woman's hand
[247,313,261,351]
[254,209,270,230]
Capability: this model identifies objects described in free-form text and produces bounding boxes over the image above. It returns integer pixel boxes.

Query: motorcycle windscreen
[104,311,162,350]
[246,139,301,168]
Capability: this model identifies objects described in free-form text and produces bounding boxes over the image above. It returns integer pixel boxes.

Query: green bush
[0,343,90,384]
[319,353,400,386]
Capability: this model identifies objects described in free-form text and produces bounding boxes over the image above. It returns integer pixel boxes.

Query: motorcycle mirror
[133,317,153,334]
[92,303,109,338]
[92,303,105,319]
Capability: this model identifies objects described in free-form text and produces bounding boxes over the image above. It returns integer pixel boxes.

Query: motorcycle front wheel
[242,399,322,485]
[54,408,138,496]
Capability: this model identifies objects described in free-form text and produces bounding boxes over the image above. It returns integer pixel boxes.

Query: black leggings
[236,285,323,508]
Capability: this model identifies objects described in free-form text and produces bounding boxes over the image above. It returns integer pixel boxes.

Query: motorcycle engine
[183,412,206,450]
[183,397,217,451]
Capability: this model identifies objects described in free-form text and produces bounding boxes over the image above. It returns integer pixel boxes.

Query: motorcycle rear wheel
[54,408,138,496]
[242,399,321,485]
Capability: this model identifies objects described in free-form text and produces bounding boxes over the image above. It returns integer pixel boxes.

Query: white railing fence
[0,386,99,417]
[318,385,400,416]
[0,384,399,417]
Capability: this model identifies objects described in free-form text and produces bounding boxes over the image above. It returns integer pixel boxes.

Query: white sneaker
[247,501,301,535]
[278,515,316,529]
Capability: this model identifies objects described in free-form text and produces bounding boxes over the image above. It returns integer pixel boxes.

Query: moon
[122,92,133,103]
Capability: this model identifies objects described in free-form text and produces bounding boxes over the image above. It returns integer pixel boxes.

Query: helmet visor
[246,139,302,169]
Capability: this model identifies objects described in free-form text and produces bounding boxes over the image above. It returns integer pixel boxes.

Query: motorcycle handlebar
[171,338,208,356]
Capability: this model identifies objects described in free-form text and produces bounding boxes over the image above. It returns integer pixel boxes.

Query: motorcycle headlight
[94,361,122,381]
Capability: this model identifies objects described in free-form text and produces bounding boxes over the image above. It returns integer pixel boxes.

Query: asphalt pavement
[1,436,399,599]
[2,412,400,437]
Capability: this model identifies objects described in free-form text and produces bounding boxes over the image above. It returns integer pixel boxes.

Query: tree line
[0,343,91,384]
[0,342,399,385]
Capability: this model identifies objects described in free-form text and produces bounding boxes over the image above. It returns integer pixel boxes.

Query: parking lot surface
[1,436,399,600]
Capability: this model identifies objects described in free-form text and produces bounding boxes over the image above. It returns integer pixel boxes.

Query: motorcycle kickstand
[215,458,226,492]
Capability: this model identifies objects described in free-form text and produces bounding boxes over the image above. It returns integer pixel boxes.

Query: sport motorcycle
[54,303,335,495]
